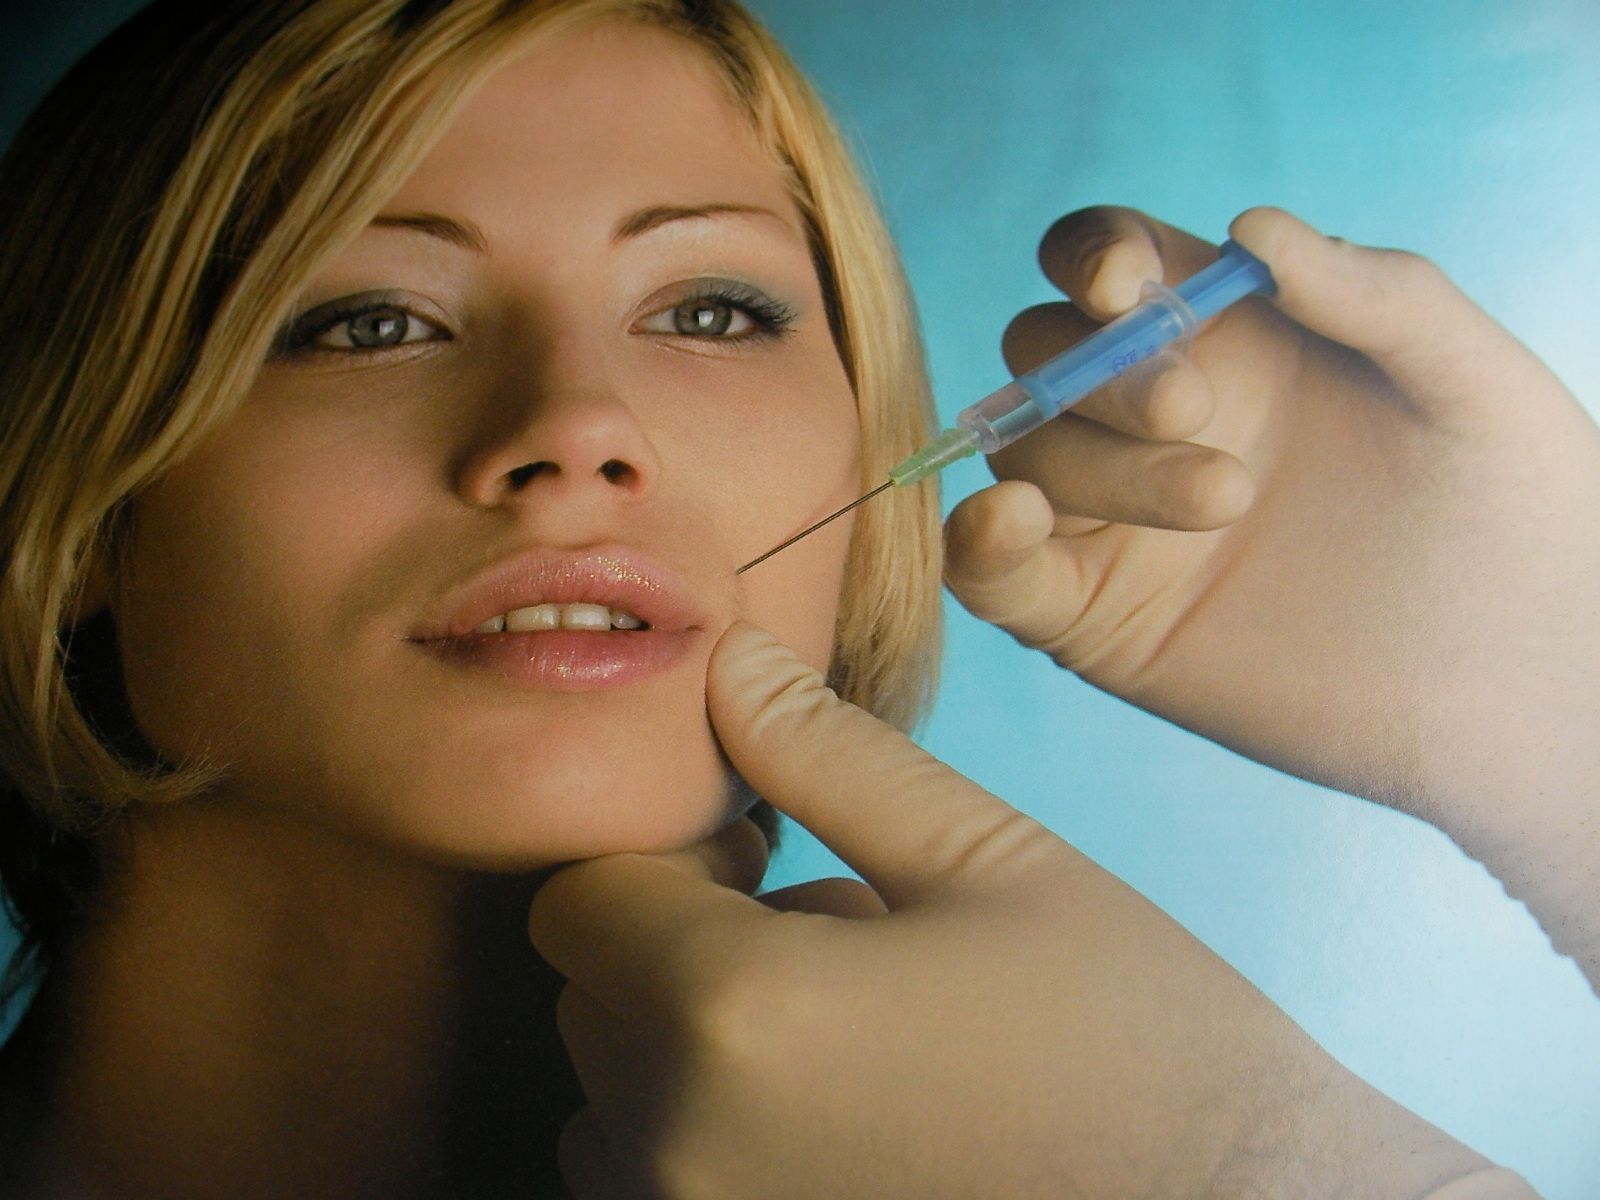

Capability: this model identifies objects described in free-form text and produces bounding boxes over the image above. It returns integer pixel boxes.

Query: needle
[735,480,894,575]
[734,242,1277,577]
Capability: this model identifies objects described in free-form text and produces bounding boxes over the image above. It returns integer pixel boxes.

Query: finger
[529,851,765,1015]
[555,982,627,1079]
[756,876,889,917]
[559,1106,626,1200]
[1038,206,1217,321]
[639,815,771,896]
[985,407,1255,532]
[1228,206,1554,426]
[943,480,1094,651]
[1003,304,1218,443]
[553,983,656,1150]
[707,622,1056,909]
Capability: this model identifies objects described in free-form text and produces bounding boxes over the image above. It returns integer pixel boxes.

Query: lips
[408,546,711,692]
[412,546,707,640]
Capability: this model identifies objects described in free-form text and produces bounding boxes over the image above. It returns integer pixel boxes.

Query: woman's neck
[0,796,580,1199]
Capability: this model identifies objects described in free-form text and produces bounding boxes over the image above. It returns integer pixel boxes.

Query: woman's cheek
[732,499,855,675]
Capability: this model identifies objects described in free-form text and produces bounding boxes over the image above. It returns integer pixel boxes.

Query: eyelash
[270,282,797,360]
[655,282,797,344]
[271,294,445,359]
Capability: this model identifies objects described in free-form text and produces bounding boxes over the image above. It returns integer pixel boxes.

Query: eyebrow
[366,202,791,254]
[369,212,490,254]
[611,203,790,244]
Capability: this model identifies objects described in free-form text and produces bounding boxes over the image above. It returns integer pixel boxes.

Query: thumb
[707,621,1054,910]
[942,478,1090,657]
[1228,206,1548,426]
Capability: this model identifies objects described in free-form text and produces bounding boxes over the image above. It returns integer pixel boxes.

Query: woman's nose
[452,383,661,509]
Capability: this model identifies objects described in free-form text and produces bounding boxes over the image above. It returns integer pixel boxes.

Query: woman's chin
[325,733,751,873]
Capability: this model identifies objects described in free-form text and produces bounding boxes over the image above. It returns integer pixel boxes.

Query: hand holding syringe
[737,238,1275,574]
[550,208,1600,1200]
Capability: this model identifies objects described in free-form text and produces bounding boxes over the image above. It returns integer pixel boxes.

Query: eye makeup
[270,290,453,359]
[638,278,797,343]
[270,273,799,365]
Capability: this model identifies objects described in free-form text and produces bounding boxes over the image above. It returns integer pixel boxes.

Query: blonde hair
[0,0,941,993]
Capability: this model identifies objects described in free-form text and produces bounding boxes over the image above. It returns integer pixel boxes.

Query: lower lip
[413,629,696,692]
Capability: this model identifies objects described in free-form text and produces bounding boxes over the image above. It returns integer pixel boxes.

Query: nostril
[598,459,633,484]
[508,461,556,489]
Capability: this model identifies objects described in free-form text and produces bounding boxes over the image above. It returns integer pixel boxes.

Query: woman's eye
[670,300,751,337]
[312,307,444,351]
[272,295,452,359]
[636,283,795,343]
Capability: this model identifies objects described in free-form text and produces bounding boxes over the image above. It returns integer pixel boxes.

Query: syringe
[736,239,1275,575]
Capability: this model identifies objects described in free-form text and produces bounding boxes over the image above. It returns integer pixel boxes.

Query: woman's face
[108,21,862,867]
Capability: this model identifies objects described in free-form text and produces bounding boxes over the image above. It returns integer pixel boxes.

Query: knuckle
[1343,245,1455,356]
[1136,366,1203,440]
[1386,244,1438,275]
[683,928,823,1065]
[1041,204,1141,276]
[741,654,835,746]
[936,808,1062,885]
[685,959,783,1062]
[1377,245,1447,294]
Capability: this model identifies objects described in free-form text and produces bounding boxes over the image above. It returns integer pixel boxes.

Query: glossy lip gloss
[408,546,708,693]
[419,626,696,692]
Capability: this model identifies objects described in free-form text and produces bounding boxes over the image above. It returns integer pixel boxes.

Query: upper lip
[409,544,709,640]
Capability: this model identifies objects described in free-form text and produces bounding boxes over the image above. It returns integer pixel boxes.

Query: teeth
[477,603,649,633]
[505,603,562,632]
[561,603,611,631]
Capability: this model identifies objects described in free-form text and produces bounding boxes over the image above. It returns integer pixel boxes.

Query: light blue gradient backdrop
[744,3,1600,1198]
[1,4,1595,1195]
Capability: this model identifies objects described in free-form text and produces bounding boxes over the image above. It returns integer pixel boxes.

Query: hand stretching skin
[942,207,1600,983]
[528,622,1496,1200]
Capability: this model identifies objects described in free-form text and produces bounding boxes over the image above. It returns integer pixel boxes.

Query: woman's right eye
[316,307,443,350]
[273,295,452,358]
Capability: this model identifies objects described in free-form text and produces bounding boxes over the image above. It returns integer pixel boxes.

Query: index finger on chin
[642,815,771,896]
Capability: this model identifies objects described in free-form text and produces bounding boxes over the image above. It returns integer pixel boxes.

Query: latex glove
[943,207,1600,979]
[528,622,1492,1200]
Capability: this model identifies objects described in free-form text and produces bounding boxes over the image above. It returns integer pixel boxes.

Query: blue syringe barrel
[885,240,1274,487]
[956,239,1274,455]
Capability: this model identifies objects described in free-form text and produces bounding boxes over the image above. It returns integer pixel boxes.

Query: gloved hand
[942,207,1600,978]
[528,621,1491,1199]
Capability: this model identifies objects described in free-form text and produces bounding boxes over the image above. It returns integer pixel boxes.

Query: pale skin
[530,210,1597,1199]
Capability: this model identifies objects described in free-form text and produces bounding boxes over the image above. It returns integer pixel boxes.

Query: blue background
[746,4,1600,1197]
[4,3,1598,1195]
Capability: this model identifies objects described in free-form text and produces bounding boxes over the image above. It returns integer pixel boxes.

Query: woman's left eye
[667,300,753,337]
[636,283,795,343]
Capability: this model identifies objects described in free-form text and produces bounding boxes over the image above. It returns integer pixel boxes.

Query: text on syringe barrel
[958,286,1197,454]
